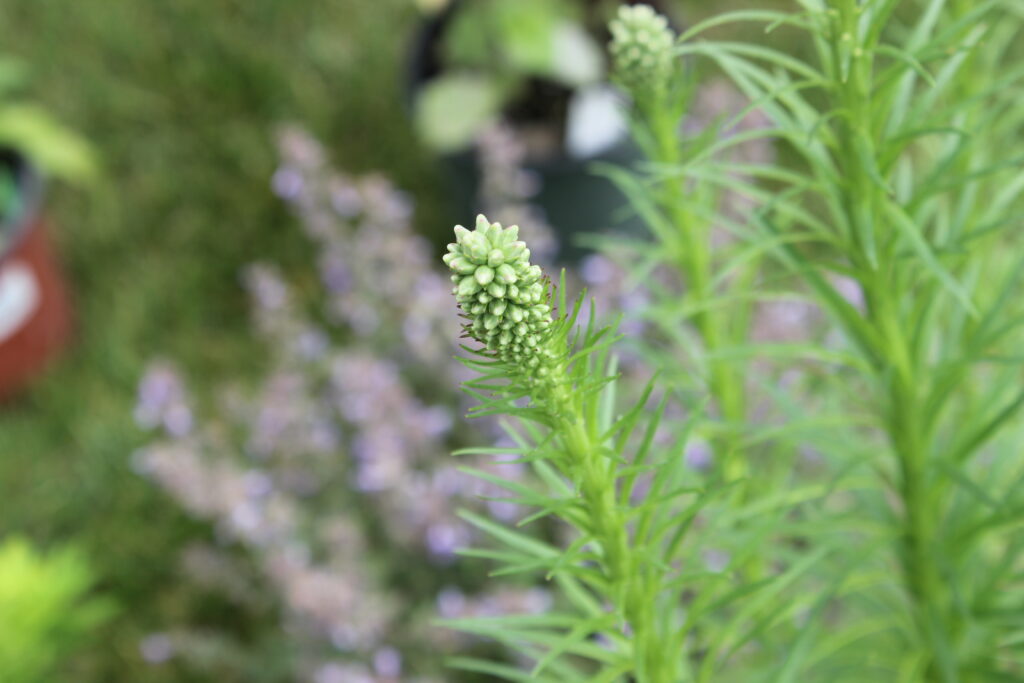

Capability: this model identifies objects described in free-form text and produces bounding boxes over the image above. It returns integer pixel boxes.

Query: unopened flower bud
[609,4,676,96]
[444,215,556,372]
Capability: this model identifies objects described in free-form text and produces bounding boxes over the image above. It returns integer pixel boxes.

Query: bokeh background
[0,1,778,681]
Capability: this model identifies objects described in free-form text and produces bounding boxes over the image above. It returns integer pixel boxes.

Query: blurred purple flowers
[133,127,552,681]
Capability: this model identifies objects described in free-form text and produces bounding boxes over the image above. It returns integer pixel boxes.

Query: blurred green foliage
[416,0,604,152]
[0,56,96,185]
[0,537,113,682]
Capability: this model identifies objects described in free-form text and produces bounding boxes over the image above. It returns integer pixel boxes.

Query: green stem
[551,383,679,683]
[833,3,951,674]
[648,95,747,481]
[870,288,949,681]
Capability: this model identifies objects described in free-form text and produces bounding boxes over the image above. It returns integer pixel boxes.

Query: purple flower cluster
[134,362,194,439]
[274,127,459,368]
[134,128,556,680]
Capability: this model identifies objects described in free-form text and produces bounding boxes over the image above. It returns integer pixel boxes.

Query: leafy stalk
[444,215,684,682]
[609,5,749,480]
[829,1,955,671]
[674,0,1024,677]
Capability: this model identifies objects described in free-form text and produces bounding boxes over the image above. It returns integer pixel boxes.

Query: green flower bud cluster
[609,4,676,96]
[444,215,555,373]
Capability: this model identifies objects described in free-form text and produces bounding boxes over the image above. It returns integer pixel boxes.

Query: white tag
[0,261,41,344]
[565,85,629,159]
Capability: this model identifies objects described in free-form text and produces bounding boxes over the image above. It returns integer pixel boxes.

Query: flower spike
[609,4,677,96]
[443,215,554,372]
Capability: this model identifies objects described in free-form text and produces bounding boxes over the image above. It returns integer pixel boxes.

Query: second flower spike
[609,4,677,96]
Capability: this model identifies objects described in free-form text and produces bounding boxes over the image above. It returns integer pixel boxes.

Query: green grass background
[0,1,444,679]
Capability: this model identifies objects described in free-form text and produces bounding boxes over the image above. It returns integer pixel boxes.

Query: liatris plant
[442,216,823,681]
[669,1,1024,678]
[444,2,1024,681]
[443,215,687,681]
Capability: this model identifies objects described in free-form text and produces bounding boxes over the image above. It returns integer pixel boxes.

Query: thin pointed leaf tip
[609,4,676,96]
[444,215,555,374]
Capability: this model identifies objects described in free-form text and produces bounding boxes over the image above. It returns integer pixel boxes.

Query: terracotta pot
[0,149,73,400]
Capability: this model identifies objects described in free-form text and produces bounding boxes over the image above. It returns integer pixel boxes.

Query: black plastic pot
[406,1,647,261]
[0,148,73,399]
